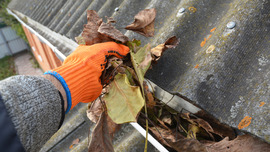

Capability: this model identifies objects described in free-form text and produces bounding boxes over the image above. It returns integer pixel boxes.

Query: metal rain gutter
[7,8,66,61]
[7,8,170,152]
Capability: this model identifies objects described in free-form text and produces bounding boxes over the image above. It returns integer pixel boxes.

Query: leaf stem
[140,112,166,142]
[144,97,148,152]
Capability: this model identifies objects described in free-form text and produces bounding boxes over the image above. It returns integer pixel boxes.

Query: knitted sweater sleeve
[0,75,64,152]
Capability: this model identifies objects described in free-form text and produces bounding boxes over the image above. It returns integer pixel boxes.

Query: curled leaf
[143,82,155,108]
[149,126,208,152]
[105,16,116,24]
[205,135,270,152]
[181,113,219,140]
[87,99,103,123]
[76,10,111,45]
[103,74,145,124]
[193,118,216,140]
[162,115,172,126]
[164,36,180,49]
[151,44,164,58]
[151,36,180,61]
[98,22,129,43]
[125,8,156,37]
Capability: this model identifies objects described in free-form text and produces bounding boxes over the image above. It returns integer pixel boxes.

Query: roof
[8,0,270,149]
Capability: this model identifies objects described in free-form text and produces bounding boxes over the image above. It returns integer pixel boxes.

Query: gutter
[7,8,66,61]
[7,8,170,152]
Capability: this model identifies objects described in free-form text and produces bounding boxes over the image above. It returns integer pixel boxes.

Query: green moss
[0,0,28,43]
[0,56,16,80]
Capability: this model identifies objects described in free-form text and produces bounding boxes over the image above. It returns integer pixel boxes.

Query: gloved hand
[45,42,129,113]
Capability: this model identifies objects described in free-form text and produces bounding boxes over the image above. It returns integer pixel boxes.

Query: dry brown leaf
[181,113,217,140]
[149,126,174,148]
[151,36,180,60]
[157,119,170,130]
[193,118,216,140]
[88,111,121,152]
[193,118,214,133]
[205,135,270,152]
[161,115,172,126]
[125,8,156,37]
[195,110,236,139]
[181,112,191,120]
[105,16,116,24]
[181,113,219,140]
[150,126,208,152]
[98,22,129,43]
[143,81,155,108]
[168,138,208,152]
[151,44,164,57]
[164,36,180,49]
[87,99,103,123]
[76,10,112,45]
[151,123,207,152]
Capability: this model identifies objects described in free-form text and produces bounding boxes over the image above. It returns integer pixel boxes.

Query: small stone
[114,7,119,12]
[227,21,236,29]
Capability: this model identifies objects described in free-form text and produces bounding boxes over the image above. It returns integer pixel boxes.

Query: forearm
[0,75,65,152]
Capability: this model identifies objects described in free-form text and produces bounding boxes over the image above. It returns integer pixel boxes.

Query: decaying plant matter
[76,9,269,152]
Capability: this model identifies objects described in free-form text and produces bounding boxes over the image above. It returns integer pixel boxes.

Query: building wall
[22,26,62,71]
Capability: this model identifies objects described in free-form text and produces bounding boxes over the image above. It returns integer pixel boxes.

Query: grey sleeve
[0,75,64,152]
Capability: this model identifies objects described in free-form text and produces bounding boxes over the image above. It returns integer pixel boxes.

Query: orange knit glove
[45,42,129,113]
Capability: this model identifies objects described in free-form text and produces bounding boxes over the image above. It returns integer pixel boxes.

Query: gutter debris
[78,9,269,152]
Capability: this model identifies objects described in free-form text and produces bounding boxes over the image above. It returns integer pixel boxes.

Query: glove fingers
[103,42,129,58]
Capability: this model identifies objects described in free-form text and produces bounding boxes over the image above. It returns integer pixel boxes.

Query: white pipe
[130,122,169,152]
[8,8,169,152]
[6,8,66,61]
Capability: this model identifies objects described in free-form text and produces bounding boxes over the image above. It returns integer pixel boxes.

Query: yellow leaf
[130,44,152,87]
[103,74,145,124]
[187,124,200,139]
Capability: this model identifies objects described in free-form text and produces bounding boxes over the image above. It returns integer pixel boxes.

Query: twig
[177,115,188,135]
[102,62,123,89]
[143,98,149,152]
[140,112,167,142]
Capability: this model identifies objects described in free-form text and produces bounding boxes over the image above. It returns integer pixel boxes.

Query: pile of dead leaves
[76,9,269,152]
[138,98,270,152]
[78,8,178,152]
